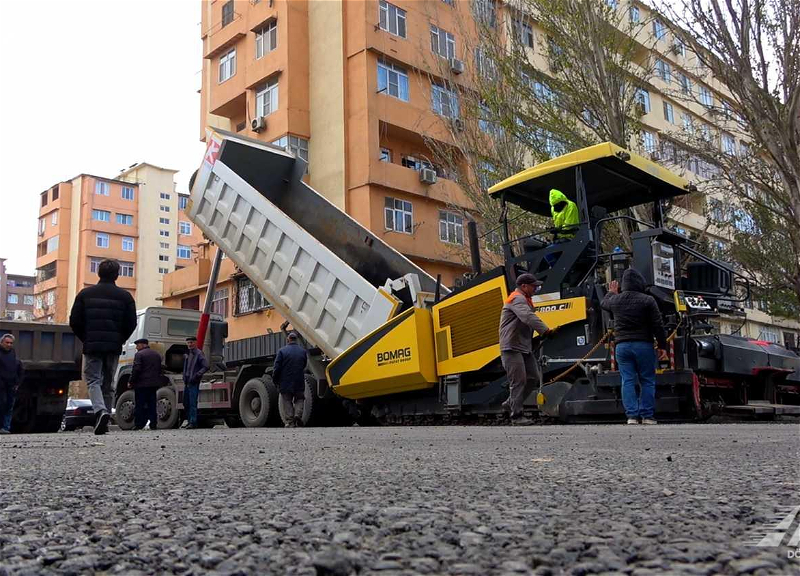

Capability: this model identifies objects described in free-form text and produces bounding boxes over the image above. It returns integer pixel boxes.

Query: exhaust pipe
[467,220,481,275]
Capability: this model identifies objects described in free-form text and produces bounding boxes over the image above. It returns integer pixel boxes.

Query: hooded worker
[549,189,579,240]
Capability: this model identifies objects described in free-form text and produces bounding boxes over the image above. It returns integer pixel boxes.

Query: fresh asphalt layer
[1,423,798,576]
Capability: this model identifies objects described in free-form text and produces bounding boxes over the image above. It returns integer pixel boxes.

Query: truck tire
[115,390,137,431]
[239,377,279,427]
[157,387,181,429]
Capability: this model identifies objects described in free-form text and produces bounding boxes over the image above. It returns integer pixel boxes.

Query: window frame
[378,0,407,39]
[116,213,133,226]
[384,197,414,234]
[92,209,111,222]
[256,19,278,59]
[177,245,192,259]
[122,186,135,200]
[431,83,460,118]
[663,101,674,124]
[439,210,464,244]
[179,221,192,235]
[95,181,110,196]
[377,58,409,102]
[122,237,135,252]
[219,48,236,83]
[255,78,279,117]
[430,24,456,59]
[96,233,109,249]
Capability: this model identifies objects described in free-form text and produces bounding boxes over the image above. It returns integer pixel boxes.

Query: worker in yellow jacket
[545,188,580,267]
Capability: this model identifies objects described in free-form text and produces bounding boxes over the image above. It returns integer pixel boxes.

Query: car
[61,398,95,431]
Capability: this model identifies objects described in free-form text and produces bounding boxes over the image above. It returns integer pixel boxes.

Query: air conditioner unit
[449,58,465,75]
[419,168,438,185]
[451,118,465,132]
[251,117,267,132]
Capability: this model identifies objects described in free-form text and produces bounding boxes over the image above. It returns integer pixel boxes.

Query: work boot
[511,416,534,426]
[501,399,511,413]
[626,418,639,425]
[0,429,10,434]
[284,420,295,428]
[641,418,657,425]
[294,417,303,428]
[94,411,110,436]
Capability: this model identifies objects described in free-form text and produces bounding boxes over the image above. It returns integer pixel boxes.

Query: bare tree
[663,0,800,315]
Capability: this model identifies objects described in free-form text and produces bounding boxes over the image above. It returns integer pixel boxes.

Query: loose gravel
[1,423,798,575]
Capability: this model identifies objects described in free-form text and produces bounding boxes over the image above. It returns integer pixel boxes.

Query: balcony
[204,10,247,60]
[162,259,212,299]
[369,157,469,208]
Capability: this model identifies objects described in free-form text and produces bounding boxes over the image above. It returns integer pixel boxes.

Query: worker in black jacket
[273,332,307,428]
[0,334,24,434]
[69,259,137,435]
[602,268,668,425]
[130,339,163,430]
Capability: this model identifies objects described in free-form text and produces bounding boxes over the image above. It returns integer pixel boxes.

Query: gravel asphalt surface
[1,423,798,576]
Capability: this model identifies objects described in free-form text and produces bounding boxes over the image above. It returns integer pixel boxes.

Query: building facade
[33,165,203,323]
[175,0,797,350]
[0,259,35,321]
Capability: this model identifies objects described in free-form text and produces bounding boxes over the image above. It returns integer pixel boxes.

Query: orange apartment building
[163,0,487,340]
[34,165,203,323]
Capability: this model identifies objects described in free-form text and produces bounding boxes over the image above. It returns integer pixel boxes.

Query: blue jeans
[1,386,16,431]
[616,341,657,419]
[184,384,199,425]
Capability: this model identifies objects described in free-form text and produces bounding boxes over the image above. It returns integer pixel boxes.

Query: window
[699,123,711,141]
[378,1,406,38]
[160,242,170,249]
[159,254,169,262]
[122,186,135,200]
[629,6,640,23]
[474,47,498,80]
[674,38,686,57]
[682,113,694,133]
[379,148,392,162]
[51,211,58,226]
[272,135,309,165]
[41,192,47,207]
[441,0,455,5]
[122,237,134,252]
[96,233,109,248]
[119,261,135,278]
[663,101,674,123]
[533,81,556,104]
[236,277,271,315]
[221,0,234,27]
[211,288,229,318]
[653,19,667,40]
[160,230,170,237]
[722,133,737,156]
[116,213,133,225]
[219,48,236,83]
[430,25,455,59]
[38,218,46,235]
[642,130,657,153]
[678,73,692,95]
[699,86,713,107]
[759,326,780,344]
[177,245,192,259]
[46,291,55,306]
[7,294,18,304]
[377,59,409,102]
[92,209,110,222]
[90,258,102,274]
[178,195,189,210]
[384,197,413,234]
[606,0,618,7]
[160,205,170,213]
[473,0,496,27]
[159,192,170,200]
[431,83,459,118]
[255,78,279,117]
[159,267,169,274]
[478,161,497,190]
[439,211,464,244]
[179,221,192,235]
[35,296,43,309]
[23,295,34,306]
[159,217,170,224]
[655,59,671,83]
[784,332,797,351]
[513,19,534,48]
[95,181,109,196]
[635,88,650,114]
[52,188,59,201]
[256,19,277,59]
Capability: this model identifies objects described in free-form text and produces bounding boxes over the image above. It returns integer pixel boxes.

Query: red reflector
[750,340,772,346]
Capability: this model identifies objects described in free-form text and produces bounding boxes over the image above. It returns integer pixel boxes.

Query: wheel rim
[157,397,172,421]
[249,394,262,414]
[118,400,135,423]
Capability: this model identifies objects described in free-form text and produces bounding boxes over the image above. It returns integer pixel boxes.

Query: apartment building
[177,0,796,349]
[33,165,203,323]
[0,259,35,321]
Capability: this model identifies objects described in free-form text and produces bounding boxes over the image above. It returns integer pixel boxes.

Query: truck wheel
[239,377,279,427]
[156,387,180,429]
[115,390,137,431]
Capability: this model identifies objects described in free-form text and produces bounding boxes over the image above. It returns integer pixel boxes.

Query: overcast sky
[0,0,205,275]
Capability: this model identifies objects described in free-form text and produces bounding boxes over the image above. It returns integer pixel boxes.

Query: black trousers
[134,387,159,429]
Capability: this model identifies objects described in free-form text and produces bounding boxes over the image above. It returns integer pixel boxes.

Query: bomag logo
[536,302,572,313]
[377,347,412,366]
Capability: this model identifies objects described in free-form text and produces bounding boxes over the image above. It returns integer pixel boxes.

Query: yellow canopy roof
[488,142,694,217]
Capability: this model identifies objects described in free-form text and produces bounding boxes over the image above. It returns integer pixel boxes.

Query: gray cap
[287,332,298,341]
[515,273,543,287]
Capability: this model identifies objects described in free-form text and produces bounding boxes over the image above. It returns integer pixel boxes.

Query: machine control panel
[652,241,676,290]
[674,291,712,313]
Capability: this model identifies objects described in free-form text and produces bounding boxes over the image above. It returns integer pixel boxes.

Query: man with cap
[273,332,307,428]
[182,336,209,429]
[499,273,551,425]
[129,338,163,430]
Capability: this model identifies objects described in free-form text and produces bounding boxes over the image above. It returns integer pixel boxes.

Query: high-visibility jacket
[549,188,579,239]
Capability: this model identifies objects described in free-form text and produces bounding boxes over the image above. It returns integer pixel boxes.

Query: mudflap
[537,381,573,418]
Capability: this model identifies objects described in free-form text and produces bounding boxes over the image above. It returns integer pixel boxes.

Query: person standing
[273,332,307,428]
[0,334,24,434]
[499,273,551,425]
[129,339,163,430]
[69,259,137,435]
[182,336,209,429]
[602,268,668,425]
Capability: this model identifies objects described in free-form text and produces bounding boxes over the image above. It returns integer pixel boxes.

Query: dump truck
[0,320,82,433]
[184,131,800,425]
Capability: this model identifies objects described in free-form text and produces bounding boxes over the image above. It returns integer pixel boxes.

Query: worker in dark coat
[602,268,668,425]
[0,334,24,434]
[69,259,137,435]
[129,339,163,430]
[182,336,209,429]
[273,332,307,428]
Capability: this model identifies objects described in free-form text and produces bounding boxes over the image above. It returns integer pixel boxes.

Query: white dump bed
[188,131,412,359]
